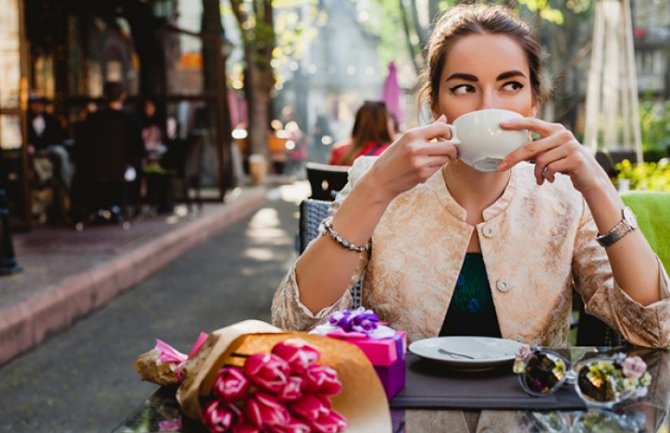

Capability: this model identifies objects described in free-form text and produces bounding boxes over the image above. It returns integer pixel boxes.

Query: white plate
[408,336,524,370]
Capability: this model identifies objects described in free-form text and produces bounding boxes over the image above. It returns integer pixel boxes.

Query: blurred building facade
[632,0,670,97]
[276,0,383,163]
[0,0,235,226]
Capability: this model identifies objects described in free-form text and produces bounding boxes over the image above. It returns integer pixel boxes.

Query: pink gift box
[331,331,406,399]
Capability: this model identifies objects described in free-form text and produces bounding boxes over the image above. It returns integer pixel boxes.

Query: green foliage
[616,159,670,192]
[639,99,670,153]
[365,0,590,76]
[518,0,563,24]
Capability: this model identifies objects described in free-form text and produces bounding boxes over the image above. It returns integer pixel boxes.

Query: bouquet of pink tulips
[134,320,391,433]
[202,339,346,433]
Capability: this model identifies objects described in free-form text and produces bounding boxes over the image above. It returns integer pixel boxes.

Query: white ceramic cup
[448,108,528,172]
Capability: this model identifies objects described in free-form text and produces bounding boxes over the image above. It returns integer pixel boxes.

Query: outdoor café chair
[305,162,349,201]
[298,198,362,308]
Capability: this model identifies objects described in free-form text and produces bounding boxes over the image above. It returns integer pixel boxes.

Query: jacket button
[496,280,510,292]
[482,225,497,238]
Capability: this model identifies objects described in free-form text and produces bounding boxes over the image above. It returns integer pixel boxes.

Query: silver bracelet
[320,217,370,253]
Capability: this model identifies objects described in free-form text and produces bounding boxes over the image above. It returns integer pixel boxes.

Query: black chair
[305,162,349,201]
[594,149,638,177]
[160,133,204,212]
[298,198,362,307]
[575,298,626,347]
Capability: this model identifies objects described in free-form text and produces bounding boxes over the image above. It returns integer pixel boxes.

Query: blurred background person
[329,101,392,166]
[27,93,71,191]
[71,81,145,223]
[139,97,168,159]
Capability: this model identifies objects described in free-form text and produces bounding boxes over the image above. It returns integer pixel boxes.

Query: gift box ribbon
[156,332,208,382]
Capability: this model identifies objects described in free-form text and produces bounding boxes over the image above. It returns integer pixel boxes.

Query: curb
[0,189,267,365]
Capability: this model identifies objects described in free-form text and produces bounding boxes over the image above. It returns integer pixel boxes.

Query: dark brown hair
[419,4,547,112]
[103,81,126,103]
[340,101,392,165]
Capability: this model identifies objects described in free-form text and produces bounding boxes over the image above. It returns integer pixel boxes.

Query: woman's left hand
[498,117,607,194]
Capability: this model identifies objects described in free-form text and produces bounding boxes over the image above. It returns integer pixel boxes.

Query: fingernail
[499,120,512,127]
[437,114,447,123]
[498,161,509,171]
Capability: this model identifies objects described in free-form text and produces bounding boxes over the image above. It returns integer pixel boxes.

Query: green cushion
[621,191,670,273]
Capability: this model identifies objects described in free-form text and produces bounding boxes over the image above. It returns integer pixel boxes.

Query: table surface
[113,347,670,433]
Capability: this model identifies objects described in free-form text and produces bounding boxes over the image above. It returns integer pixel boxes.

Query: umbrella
[382,61,402,125]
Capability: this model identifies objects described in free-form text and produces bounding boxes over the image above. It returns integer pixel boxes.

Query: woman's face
[436,33,536,122]
[144,101,156,117]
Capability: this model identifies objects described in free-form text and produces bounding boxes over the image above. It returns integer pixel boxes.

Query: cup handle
[446,124,461,146]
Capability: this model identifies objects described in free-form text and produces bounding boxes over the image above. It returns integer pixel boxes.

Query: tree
[202,0,235,192]
[230,0,276,159]
[385,0,567,76]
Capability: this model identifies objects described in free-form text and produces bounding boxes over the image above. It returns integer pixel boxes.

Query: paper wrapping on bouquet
[326,330,407,399]
[134,320,392,433]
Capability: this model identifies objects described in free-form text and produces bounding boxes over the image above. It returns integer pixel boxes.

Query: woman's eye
[502,81,524,92]
[449,84,475,95]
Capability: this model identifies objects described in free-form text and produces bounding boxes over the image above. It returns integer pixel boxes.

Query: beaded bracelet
[320,217,370,253]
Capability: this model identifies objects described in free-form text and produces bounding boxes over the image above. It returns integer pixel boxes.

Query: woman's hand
[498,117,608,194]
[363,115,458,203]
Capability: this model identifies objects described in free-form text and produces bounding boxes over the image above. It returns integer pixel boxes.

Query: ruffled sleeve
[572,197,670,347]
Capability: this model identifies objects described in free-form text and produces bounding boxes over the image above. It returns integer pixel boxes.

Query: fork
[438,348,476,359]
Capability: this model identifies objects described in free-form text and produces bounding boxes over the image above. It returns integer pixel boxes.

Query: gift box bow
[311,308,407,367]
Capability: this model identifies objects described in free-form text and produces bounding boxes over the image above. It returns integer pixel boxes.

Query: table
[112,347,670,433]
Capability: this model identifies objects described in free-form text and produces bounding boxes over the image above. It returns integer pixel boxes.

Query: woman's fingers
[533,145,570,185]
[405,116,453,143]
[500,117,563,137]
[502,127,575,170]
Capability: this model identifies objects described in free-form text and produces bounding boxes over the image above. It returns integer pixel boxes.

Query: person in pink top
[329,101,393,166]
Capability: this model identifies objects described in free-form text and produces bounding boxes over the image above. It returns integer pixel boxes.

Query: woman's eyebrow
[445,72,478,82]
[497,70,527,80]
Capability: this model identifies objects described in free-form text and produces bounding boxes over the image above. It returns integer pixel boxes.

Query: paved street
[0,182,309,433]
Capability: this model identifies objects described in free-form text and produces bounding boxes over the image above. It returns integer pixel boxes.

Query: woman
[329,101,393,166]
[273,5,670,347]
[140,97,167,158]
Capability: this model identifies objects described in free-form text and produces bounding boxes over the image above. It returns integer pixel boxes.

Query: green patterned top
[439,253,502,337]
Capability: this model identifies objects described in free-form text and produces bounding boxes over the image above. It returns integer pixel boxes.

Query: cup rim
[452,108,524,124]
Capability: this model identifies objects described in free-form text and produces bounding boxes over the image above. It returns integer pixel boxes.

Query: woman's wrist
[357,165,397,206]
[578,167,618,204]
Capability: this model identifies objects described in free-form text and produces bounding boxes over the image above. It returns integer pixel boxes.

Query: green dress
[439,253,502,337]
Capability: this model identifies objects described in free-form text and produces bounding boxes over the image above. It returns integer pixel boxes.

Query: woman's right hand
[362,115,458,203]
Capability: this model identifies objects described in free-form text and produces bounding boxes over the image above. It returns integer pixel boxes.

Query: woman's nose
[478,92,496,110]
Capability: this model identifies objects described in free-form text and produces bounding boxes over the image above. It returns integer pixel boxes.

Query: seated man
[71,81,145,223]
[28,94,72,222]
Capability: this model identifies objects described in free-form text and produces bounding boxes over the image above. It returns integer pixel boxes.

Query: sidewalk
[0,186,268,365]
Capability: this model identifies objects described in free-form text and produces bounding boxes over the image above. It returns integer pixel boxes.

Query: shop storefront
[1,0,234,227]
[0,0,30,228]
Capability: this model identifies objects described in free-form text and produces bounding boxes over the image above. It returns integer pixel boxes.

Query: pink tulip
[213,366,250,402]
[276,374,303,402]
[308,410,347,433]
[232,422,261,433]
[302,364,342,396]
[290,394,331,422]
[245,392,291,428]
[268,416,311,433]
[244,353,290,393]
[272,339,321,373]
[291,395,347,433]
[202,400,241,433]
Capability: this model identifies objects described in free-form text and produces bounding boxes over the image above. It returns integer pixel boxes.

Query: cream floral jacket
[272,157,670,347]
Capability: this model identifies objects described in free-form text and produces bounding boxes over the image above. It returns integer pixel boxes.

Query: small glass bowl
[517,350,570,397]
[573,356,637,409]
